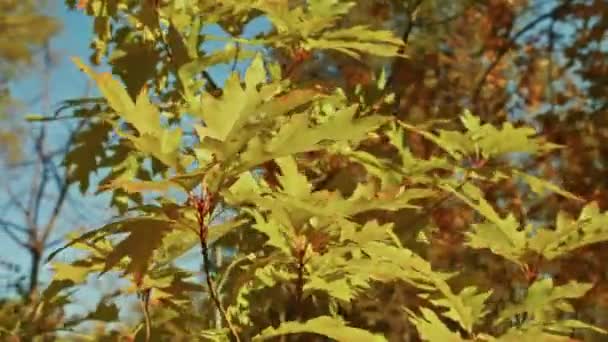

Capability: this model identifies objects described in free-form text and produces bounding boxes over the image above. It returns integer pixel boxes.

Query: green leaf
[514,171,582,202]
[193,54,269,142]
[266,105,386,156]
[406,307,465,342]
[529,202,608,260]
[246,209,295,255]
[207,218,249,243]
[52,261,103,284]
[73,57,135,115]
[48,218,181,279]
[275,156,312,198]
[430,286,492,334]
[399,110,558,160]
[495,278,593,325]
[306,26,406,59]
[444,183,527,265]
[192,55,322,167]
[253,316,387,341]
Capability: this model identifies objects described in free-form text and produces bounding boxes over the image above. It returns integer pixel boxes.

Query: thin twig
[386,0,425,91]
[31,128,49,228]
[385,0,425,118]
[0,223,29,248]
[0,219,29,234]
[4,149,64,168]
[40,119,87,244]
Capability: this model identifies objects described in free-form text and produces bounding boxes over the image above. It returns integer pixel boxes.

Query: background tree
[0,2,116,338]
[0,0,59,162]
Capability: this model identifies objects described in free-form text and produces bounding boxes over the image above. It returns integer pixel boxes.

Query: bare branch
[0,219,28,234]
[4,149,64,168]
[386,0,425,117]
[0,222,29,248]
[32,128,49,228]
[40,119,87,244]
[5,184,33,228]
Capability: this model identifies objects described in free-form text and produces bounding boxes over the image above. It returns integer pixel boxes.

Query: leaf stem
[138,289,152,342]
[295,250,305,319]
[191,191,241,342]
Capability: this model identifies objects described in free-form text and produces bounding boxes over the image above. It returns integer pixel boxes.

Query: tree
[0,0,60,161]
[4,0,608,341]
[0,2,111,338]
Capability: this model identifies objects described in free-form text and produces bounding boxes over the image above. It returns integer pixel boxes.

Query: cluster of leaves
[5,0,608,341]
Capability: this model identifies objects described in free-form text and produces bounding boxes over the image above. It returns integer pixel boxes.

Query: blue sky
[1,2,113,315]
[1,2,271,323]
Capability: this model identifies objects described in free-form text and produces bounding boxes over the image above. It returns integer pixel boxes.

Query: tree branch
[385,0,426,119]
[31,128,49,228]
[472,1,571,103]
[0,222,29,248]
[40,120,87,245]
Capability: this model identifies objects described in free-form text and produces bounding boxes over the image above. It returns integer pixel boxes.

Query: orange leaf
[76,0,88,10]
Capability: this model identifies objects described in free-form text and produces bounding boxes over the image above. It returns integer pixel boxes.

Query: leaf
[514,171,582,202]
[275,156,312,198]
[99,179,178,194]
[100,170,204,194]
[110,41,160,99]
[179,46,256,99]
[65,120,112,193]
[246,209,294,255]
[193,54,268,142]
[52,261,103,284]
[86,301,119,322]
[103,218,178,276]
[272,105,384,153]
[73,57,135,114]
[192,54,322,165]
[495,278,593,325]
[48,218,181,279]
[75,58,188,170]
[406,307,465,342]
[529,202,608,260]
[399,111,558,160]
[306,26,406,59]
[207,218,249,243]
[430,286,492,334]
[444,183,527,265]
[361,242,489,334]
[253,316,387,341]
[339,220,396,246]
[304,276,358,302]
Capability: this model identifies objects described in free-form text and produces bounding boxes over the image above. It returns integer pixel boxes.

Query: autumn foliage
[3,0,608,341]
